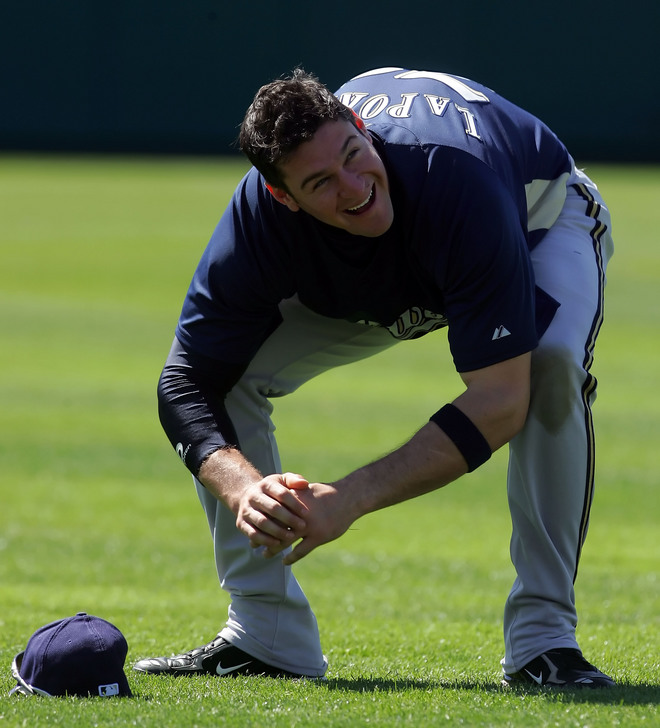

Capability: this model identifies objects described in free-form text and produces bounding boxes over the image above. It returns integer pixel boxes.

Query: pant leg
[502,173,614,672]
[194,297,398,676]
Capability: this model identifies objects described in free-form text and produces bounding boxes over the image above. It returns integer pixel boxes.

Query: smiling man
[134,68,616,688]
[267,116,394,236]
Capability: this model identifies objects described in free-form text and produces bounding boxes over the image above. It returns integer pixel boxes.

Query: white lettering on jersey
[394,70,490,103]
[360,94,390,119]
[454,104,481,140]
[424,95,451,117]
[350,67,405,80]
[340,71,490,142]
[386,93,418,118]
[338,91,369,109]
[359,308,448,340]
[346,69,489,104]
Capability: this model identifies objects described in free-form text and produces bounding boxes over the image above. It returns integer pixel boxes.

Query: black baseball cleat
[133,635,303,678]
[502,648,616,689]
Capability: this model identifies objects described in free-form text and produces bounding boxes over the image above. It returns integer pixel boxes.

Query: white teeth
[348,188,373,212]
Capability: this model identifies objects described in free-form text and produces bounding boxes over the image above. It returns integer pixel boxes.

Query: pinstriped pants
[502,171,613,671]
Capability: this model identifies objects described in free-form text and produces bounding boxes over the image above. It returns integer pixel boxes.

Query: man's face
[270,119,394,237]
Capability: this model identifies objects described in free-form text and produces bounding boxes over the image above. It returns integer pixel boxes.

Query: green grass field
[0,156,658,726]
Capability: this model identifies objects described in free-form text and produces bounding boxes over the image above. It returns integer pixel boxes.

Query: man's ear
[266,183,300,212]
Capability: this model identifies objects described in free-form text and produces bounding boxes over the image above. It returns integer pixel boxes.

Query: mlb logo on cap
[10,612,132,698]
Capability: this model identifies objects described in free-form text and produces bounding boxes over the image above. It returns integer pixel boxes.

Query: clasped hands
[235,472,353,565]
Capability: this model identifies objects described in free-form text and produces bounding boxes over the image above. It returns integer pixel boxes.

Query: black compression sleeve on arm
[157,337,248,475]
[429,403,492,472]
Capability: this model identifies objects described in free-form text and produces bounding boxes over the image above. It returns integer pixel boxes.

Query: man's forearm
[332,421,469,519]
[271,355,532,565]
[157,337,248,475]
[278,421,473,566]
[200,448,310,550]
[198,447,263,514]
[327,353,531,523]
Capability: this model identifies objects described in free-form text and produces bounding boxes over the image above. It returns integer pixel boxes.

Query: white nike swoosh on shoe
[216,660,251,676]
[524,669,544,685]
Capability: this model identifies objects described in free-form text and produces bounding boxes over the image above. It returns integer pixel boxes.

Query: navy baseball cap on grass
[10,612,132,697]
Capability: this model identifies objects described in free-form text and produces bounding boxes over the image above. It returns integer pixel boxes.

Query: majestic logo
[492,325,511,340]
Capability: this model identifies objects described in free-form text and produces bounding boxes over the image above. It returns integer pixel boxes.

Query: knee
[529,346,590,433]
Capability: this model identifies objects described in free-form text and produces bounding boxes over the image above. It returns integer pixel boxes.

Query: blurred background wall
[1,0,657,160]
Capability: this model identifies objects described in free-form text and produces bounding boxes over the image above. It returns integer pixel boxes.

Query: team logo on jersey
[360,307,448,340]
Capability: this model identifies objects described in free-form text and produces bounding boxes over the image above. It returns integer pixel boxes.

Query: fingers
[282,472,309,491]
[259,475,309,522]
[260,534,316,563]
[237,476,347,566]
[236,473,310,550]
[257,480,348,565]
[282,538,316,566]
[243,510,297,545]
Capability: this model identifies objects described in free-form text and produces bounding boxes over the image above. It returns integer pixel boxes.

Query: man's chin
[347,206,394,237]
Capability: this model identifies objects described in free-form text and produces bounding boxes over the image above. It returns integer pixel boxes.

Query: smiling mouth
[345,187,375,215]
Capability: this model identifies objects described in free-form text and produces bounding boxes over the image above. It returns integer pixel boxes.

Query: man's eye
[313,177,329,191]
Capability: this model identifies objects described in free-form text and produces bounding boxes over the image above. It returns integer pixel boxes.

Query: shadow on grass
[504,681,660,705]
[321,677,660,705]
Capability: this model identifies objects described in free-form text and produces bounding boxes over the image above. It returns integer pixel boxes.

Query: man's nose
[337,169,365,197]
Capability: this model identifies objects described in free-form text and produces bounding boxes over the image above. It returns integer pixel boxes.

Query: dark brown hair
[239,68,356,190]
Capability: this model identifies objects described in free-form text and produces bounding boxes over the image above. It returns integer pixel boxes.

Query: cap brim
[10,653,52,697]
